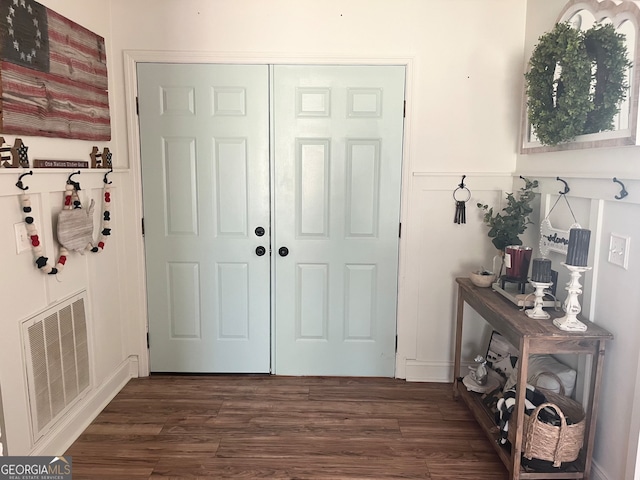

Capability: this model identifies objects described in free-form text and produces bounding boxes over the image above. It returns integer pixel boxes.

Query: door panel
[273,65,405,376]
[138,63,271,373]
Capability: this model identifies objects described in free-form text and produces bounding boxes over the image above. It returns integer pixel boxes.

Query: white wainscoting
[396,173,515,382]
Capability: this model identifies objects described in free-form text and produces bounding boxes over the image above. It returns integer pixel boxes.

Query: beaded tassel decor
[20,192,69,275]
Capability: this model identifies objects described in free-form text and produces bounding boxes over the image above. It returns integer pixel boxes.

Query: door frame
[123,51,416,377]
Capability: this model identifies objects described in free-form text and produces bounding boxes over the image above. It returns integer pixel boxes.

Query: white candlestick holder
[526,280,553,319]
[553,263,591,332]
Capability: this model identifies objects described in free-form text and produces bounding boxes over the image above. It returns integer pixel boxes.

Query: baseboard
[404,360,454,382]
[29,357,135,456]
[590,460,609,480]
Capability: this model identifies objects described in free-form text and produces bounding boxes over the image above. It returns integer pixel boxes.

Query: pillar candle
[531,258,552,283]
[566,228,591,266]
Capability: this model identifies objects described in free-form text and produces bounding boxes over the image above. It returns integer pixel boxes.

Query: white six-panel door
[272,65,405,376]
[138,63,271,372]
[138,63,405,376]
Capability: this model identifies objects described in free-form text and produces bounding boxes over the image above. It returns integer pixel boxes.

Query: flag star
[20,52,25,60]
[13,40,19,51]
[36,29,41,39]
[20,0,25,7]
[26,54,32,62]
[12,0,18,5]
[6,15,12,26]
[35,39,40,48]
[33,18,38,28]
[31,48,35,56]
[8,27,13,37]
[9,6,14,15]
[27,5,32,14]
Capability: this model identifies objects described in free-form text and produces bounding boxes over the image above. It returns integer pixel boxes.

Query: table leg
[453,285,464,398]
[511,338,530,480]
[582,341,606,480]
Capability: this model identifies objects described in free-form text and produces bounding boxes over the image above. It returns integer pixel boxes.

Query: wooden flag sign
[0,0,110,140]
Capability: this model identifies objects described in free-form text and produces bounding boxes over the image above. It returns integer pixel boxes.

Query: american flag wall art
[0,0,110,140]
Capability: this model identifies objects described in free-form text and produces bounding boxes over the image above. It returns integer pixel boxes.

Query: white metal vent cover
[22,291,91,443]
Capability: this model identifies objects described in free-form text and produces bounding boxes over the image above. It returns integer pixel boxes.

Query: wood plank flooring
[65,375,509,479]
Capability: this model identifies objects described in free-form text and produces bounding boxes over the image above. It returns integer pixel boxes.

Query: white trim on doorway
[123,50,416,377]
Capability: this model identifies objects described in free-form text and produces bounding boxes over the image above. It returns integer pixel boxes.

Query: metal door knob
[255,246,266,256]
[255,226,265,237]
[278,246,289,257]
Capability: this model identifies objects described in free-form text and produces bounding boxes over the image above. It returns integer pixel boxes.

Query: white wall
[2,0,634,478]
[108,0,528,378]
[0,0,139,456]
[519,2,640,479]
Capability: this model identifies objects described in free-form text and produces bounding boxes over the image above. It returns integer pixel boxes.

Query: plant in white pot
[477,177,539,278]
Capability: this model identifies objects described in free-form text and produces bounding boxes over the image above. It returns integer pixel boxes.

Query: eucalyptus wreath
[525,22,592,146]
[582,23,631,134]
[525,22,630,146]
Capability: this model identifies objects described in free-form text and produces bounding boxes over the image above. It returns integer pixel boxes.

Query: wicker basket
[510,387,586,467]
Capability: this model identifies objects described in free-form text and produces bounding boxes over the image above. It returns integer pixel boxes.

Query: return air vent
[22,291,91,443]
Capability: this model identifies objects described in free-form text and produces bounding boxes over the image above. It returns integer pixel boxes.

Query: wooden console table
[453,277,613,480]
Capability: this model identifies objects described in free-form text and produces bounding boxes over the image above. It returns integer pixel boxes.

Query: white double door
[138,63,405,376]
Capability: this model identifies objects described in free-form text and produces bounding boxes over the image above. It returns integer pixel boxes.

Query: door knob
[255,246,266,256]
[278,246,289,257]
[255,226,265,237]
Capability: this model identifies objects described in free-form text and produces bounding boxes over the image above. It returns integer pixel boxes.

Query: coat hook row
[556,177,570,195]
[16,170,33,191]
[613,177,628,200]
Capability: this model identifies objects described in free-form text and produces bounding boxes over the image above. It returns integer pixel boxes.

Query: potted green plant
[477,177,539,276]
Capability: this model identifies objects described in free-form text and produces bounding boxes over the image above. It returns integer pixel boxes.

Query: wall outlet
[14,222,31,254]
[608,233,630,269]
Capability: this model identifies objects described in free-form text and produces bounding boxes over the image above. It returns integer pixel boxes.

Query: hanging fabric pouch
[57,199,95,254]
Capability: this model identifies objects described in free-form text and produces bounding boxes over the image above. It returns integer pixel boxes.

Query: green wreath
[583,23,631,134]
[525,22,592,146]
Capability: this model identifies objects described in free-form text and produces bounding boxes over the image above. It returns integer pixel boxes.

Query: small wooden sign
[33,159,89,169]
[540,218,582,256]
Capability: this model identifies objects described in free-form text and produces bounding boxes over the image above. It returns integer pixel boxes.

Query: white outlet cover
[14,222,31,254]
[608,233,630,269]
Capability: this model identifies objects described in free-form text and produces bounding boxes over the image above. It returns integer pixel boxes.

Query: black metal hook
[458,175,466,189]
[103,167,113,185]
[16,170,33,191]
[67,170,81,191]
[613,177,628,200]
[556,177,570,195]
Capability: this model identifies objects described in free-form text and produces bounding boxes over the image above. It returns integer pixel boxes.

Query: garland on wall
[525,22,631,146]
[17,170,113,276]
[19,187,69,275]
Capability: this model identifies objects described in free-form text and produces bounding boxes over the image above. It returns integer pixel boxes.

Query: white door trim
[123,50,416,378]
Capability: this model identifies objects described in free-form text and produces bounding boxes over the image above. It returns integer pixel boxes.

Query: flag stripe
[3,103,110,126]
[0,112,110,140]
[1,60,111,140]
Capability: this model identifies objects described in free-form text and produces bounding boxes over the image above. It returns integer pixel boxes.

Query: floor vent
[22,291,91,443]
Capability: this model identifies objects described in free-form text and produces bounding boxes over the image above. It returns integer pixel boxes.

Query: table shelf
[453,278,612,480]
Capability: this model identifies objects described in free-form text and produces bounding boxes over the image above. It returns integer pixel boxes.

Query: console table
[453,277,613,480]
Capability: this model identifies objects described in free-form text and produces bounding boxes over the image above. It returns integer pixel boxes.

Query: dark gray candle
[566,228,591,266]
[531,258,552,282]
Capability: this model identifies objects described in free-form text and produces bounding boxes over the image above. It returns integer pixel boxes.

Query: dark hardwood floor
[65,375,508,479]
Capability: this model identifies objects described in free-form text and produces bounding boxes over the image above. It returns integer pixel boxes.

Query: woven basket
[511,387,586,467]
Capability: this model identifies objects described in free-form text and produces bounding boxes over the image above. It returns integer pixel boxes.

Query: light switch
[608,233,630,269]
